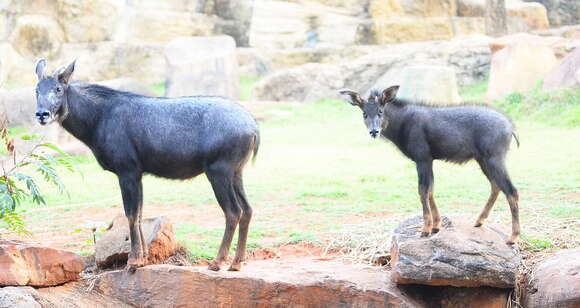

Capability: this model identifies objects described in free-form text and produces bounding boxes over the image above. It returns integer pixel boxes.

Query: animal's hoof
[431,228,440,234]
[228,263,242,271]
[420,232,430,238]
[474,222,483,227]
[208,262,221,271]
[126,257,146,272]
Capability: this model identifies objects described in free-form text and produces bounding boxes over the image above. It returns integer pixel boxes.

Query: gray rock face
[523,249,580,308]
[526,0,580,27]
[543,48,580,90]
[252,36,492,102]
[95,216,176,269]
[0,287,40,308]
[165,36,239,99]
[390,216,521,288]
[396,65,461,104]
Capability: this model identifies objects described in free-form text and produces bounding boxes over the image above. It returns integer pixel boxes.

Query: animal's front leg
[118,172,146,271]
[416,160,434,237]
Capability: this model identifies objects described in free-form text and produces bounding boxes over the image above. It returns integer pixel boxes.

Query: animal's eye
[363,113,367,119]
[56,87,62,93]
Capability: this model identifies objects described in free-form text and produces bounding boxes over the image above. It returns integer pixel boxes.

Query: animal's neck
[382,103,407,142]
[59,85,102,146]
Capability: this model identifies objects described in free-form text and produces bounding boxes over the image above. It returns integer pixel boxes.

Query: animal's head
[339,85,399,138]
[34,59,76,125]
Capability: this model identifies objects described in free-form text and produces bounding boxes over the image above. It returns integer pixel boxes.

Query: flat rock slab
[391,216,521,288]
[94,258,420,308]
[0,240,83,287]
[523,249,580,308]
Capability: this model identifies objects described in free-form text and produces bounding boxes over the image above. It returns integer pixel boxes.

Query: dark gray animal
[340,86,520,245]
[34,59,260,271]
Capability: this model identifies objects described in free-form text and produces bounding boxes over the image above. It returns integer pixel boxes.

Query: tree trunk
[485,0,507,36]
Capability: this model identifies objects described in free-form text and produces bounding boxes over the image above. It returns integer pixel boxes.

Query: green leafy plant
[0,120,73,235]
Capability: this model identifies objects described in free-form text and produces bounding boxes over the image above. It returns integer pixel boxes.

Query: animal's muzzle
[370,129,379,138]
[35,109,51,125]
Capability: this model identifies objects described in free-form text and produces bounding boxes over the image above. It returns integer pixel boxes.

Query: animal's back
[98,94,259,178]
[405,104,515,162]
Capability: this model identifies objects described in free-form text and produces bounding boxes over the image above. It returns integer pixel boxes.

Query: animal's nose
[35,109,51,121]
[370,130,379,137]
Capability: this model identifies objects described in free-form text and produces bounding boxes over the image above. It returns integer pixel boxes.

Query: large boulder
[370,0,457,18]
[396,65,462,104]
[94,259,419,307]
[0,87,35,126]
[373,17,454,44]
[9,14,64,59]
[252,36,492,102]
[487,42,557,99]
[56,0,122,43]
[198,0,255,47]
[506,1,549,30]
[543,47,580,90]
[0,287,40,308]
[123,10,216,43]
[390,216,521,288]
[523,249,580,308]
[95,216,176,269]
[526,0,580,27]
[0,240,84,287]
[165,36,239,99]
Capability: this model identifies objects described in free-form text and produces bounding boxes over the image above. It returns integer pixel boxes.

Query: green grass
[5,81,579,261]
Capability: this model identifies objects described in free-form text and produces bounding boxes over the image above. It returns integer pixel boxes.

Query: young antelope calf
[340,86,521,245]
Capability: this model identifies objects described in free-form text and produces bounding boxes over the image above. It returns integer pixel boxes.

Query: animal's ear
[57,59,76,85]
[339,89,364,109]
[380,85,399,106]
[35,58,46,80]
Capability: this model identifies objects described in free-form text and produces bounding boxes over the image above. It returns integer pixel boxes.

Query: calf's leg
[416,160,434,237]
[474,159,500,227]
[483,156,520,245]
[229,173,253,271]
[118,172,146,270]
[206,163,242,271]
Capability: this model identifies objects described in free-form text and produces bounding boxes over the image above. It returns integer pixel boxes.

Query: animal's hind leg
[416,160,434,237]
[206,163,242,271]
[229,173,253,271]
[483,157,520,245]
[474,159,500,227]
[118,172,146,271]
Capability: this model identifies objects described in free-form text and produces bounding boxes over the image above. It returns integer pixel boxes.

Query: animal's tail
[512,131,520,148]
[251,132,260,165]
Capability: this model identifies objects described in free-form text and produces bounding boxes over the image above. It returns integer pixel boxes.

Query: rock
[543,48,580,90]
[451,17,486,36]
[56,0,121,43]
[249,0,363,48]
[396,65,462,104]
[253,36,492,102]
[0,87,36,126]
[9,14,64,59]
[390,216,521,288]
[34,281,132,307]
[373,17,454,44]
[56,41,166,85]
[97,78,156,96]
[94,259,418,307]
[123,10,216,43]
[506,1,549,31]
[199,0,255,47]
[526,0,580,27]
[0,287,41,308]
[0,43,36,87]
[401,284,510,308]
[95,216,176,269]
[0,240,84,287]
[487,42,557,99]
[523,249,580,308]
[165,36,239,99]
[457,0,485,17]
